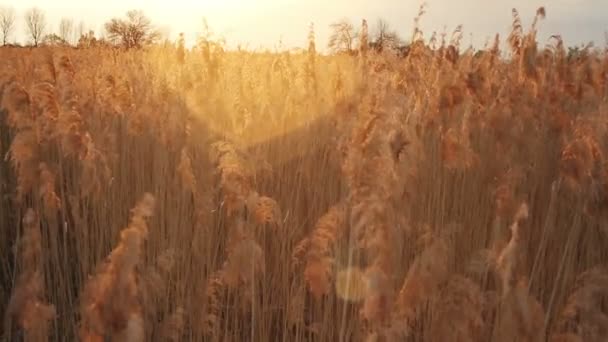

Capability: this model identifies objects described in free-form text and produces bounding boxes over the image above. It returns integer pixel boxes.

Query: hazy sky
[7,0,608,50]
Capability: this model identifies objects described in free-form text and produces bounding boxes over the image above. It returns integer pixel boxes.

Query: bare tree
[76,21,86,40]
[24,7,47,47]
[371,18,401,52]
[59,17,74,45]
[0,6,16,46]
[78,30,97,48]
[43,33,67,46]
[327,18,357,54]
[104,10,159,49]
[359,19,369,54]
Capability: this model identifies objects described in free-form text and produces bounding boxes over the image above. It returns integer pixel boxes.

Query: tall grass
[1,7,608,341]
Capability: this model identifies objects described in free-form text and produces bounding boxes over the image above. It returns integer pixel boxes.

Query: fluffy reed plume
[551,267,608,341]
[441,127,477,170]
[6,130,37,198]
[139,249,176,335]
[517,7,545,81]
[508,8,524,55]
[1,82,31,129]
[304,204,347,299]
[159,307,185,342]
[490,204,546,341]
[80,135,112,196]
[38,162,61,218]
[176,33,186,64]
[291,237,310,270]
[306,23,318,95]
[6,209,56,342]
[248,194,281,226]
[211,140,274,289]
[493,169,524,220]
[221,231,265,287]
[359,19,369,55]
[496,203,529,294]
[202,272,225,335]
[341,85,400,327]
[79,193,156,341]
[495,279,546,342]
[210,141,253,216]
[429,275,485,342]
[360,265,393,325]
[411,2,427,42]
[56,105,89,160]
[177,147,197,195]
[54,55,77,106]
[396,229,450,323]
[2,82,61,216]
[560,133,602,190]
[551,333,583,342]
[2,82,40,200]
[30,82,60,125]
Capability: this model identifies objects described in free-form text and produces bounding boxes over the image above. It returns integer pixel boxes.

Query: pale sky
[6,0,608,50]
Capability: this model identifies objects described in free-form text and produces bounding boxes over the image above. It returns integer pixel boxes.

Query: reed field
[1,6,608,341]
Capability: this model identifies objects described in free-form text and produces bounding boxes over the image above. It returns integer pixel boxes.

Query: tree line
[1,6,86,47]
[0,6,408,54]
[328,18,409,55]
[0,6,160,49]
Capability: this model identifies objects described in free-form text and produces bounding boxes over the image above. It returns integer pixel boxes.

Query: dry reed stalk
[551,267,608,341]
[429,275,485,341]
[304,204,347,299]
[395,229,450,331]
[79,193,155,341]
[5,209,56,342]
